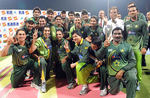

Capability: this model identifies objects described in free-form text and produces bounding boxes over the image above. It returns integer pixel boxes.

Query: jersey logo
[21,55,28,59]
[112,54,121,61]
[84,47,88,49]
[135,25,139,28]
[108,49,113,52]
[113,60,120,66]
[128,31,136,35]
[79,54,83,59]
[18,49,22,52]
[121,49,124,53]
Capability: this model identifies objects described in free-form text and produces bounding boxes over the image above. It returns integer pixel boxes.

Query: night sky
[0,0,150,18]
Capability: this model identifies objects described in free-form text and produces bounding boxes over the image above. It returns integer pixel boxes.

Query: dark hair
[43,25,50,31]
[33,7,41,14]
[16,29,26,35]
[55,15,62,20]
[61,10,66,14]
[112,27,123,34]
[72,30,82,37]
[128,5,137,10]
[91,37,102,48]
[109,6,118,13]
[68,11,75,16]
[39,16,46,21]
[81,9,88,15]
[56,28,63,33]
[90,15,98,23]
[47,8,54,14]
[75,13,80,17]
[128,2,136,7]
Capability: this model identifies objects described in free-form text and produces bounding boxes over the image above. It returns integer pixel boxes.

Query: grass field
[122,55,150,98]
[135,55,150,98]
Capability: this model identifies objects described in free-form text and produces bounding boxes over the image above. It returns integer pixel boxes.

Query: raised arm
[29,29,38,53]
[0,33,14,57]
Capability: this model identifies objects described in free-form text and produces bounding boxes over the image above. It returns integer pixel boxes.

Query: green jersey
[46,17,55,26]
[85,26,105,41]
[35,37,51,59]
[69,25,86,38]
[124,12,146,22]
[31,17,39,24]
[8,43,30,66]
[68,20,74,31]
[21,26,34,48]
[81,19,90,26]
[50,25,64,41]
[70,39,90,63]
[96,41,136,75]
[124,19,149,49]
[57,38,69,60]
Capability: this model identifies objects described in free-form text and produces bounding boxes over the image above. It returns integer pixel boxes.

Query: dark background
[0,0,150,18]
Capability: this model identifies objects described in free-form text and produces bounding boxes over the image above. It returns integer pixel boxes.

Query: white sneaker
[100,88,107,96]
[41,82,46,93]
[31,82,40,90]
[136,83,140,91]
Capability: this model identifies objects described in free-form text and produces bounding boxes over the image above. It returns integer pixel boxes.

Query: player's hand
[104,40,110,48]
[70,63,76,69]
[7,32,14,45]
[141,48,147,55]
[115,70,124,80]
[64,41,69,50]
[33,29,38,40]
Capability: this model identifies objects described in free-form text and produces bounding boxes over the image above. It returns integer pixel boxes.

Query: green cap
[26,18,35,23]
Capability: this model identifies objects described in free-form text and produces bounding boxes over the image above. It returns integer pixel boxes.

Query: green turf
[135,55,150,98]
[122,55,150,98]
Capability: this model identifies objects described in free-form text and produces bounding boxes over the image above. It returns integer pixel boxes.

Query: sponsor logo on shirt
[135,25,139,28]
[84,47,88,49]
[79,54,83,59]
[22,55,28,59]
[18,49,22,52]
[108,49,113,52]
[128,31,136,35]
[112,54,121,61]
[121,49,124,53]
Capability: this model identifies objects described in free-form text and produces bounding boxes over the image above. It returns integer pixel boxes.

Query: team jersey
[124,19,149,49]
[8,43,30,66]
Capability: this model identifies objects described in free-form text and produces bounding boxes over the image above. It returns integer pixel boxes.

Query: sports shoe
[30,82,40,90]
[100,88,107,96]
[41,82,46,93]
[67,82,77,89]
[79,87,89,95]
[136,83,140,91]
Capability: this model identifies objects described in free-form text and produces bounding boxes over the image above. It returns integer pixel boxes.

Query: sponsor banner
[0,10,89,51]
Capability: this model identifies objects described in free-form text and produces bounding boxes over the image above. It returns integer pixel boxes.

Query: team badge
[114,60,120,66]
[121,49,124,53]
